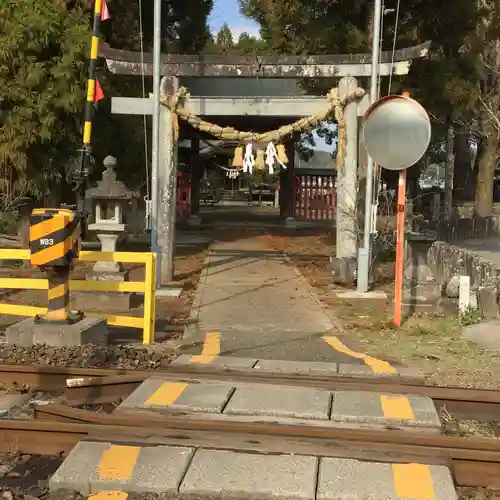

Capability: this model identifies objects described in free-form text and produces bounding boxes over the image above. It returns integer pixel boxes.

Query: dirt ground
[3,226,500,388]
[262,229,500,389]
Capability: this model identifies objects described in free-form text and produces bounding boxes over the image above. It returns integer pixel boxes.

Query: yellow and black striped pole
[45,268,71,322]
[77,0,103,212]
[29,208,82,324]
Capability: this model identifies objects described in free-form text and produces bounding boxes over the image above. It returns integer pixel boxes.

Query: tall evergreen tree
[240,0,490,208]
[0,0,214,206]
[0,0,89,204]
[215,23,235,49]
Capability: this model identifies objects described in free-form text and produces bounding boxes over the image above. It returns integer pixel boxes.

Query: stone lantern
[85,155,138,280]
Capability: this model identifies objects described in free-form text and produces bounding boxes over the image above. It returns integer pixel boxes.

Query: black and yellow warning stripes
[45,269,71,322]
[29,209,80,267]
[82,0,103,149]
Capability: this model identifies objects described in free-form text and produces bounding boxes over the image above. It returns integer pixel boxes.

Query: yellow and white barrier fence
[0,249,157,344]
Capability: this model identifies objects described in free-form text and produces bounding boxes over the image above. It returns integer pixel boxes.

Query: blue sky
[208,0,260,38]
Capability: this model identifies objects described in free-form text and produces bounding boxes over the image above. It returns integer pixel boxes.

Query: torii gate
[102,42,430,285]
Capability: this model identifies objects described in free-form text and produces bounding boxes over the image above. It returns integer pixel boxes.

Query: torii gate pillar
[332,76,359,284]
[156,76,179,285]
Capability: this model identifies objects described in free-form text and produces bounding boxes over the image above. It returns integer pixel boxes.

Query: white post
[335,77,358,262]
[459,275,471,314]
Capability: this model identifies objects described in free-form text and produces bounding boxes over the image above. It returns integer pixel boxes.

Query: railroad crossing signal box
[29,208,81,268]
[28,208,83,324]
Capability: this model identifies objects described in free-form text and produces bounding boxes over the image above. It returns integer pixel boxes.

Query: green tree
[470,0,500,216]
[236,32,267,54]
[215,23,235,50]
[103,0,213,53]
[240,0,370,55]
[0,0,89,205]
[240,0,488,205]
[0,0,215,207]
[204,29,268,54]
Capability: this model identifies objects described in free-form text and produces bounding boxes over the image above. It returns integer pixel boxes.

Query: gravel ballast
[0,344,177,370]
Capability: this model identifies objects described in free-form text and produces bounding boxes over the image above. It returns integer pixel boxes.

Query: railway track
[1,363,500,420]
[0,406,500,488]
[2,363,500,489]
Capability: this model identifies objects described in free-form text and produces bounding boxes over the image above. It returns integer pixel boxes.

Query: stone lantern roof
[85,155,139,200]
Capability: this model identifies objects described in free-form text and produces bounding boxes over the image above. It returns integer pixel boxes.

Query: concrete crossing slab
[317,457,457,500]
[180,449,318,500]
[169,355,420,379]
[118,378,234,413]
[49,442,194,495]
[330,391,441,429]
[223,384,331,420]
[172,354,423,379]
[49,443,458,500]
[338,363,423,379]
[131,446,195,494]
[253,359,338,374]
[172,354,258,369]
[117,377,441,430]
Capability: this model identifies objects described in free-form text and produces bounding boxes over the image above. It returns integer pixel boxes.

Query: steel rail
[1,363,500,420]
[2,410,500,488]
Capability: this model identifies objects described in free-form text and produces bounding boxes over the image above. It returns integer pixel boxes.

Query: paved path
[185,236,362,363]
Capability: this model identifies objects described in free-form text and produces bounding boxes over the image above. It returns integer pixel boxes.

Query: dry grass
[263,230,500,389]
[440,407,500,438]
[459,488,500,500]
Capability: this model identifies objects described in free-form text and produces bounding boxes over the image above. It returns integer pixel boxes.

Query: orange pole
[394,90,410,327]
[393,168,406,326]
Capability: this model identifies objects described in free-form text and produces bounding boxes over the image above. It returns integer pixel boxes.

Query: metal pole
[357,0,382,293]
[150,0,162,285]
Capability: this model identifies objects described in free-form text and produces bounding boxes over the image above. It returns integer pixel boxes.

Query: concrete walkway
[185,236,361,363]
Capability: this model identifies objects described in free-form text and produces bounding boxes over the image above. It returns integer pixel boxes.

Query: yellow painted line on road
[323,335,433,498]
[380,394,415,420]
[191,331,221,364]
[145,381,189,405]
[89,493,129,500]
[392,463,435,499]
[98,445,140,479]
[379,391,434,498]
[323,335,397,374]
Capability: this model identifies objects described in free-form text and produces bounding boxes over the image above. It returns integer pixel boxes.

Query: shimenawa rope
[161,86,365,170]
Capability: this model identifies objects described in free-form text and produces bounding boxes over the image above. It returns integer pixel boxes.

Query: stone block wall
[427,241,500,291]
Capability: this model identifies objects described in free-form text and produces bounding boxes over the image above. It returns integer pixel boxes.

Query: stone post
[432,193,441,222]
[331,77,358,284]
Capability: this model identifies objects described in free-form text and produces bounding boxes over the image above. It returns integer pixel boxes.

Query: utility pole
[357,0,382,293]
[151,0,162,286]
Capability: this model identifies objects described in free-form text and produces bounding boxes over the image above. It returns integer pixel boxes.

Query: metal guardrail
[0,249,157,344]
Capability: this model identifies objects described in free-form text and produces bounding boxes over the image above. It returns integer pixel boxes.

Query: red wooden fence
[176,172,191,218]
[175,172,336,221]
[294,174,336,221]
